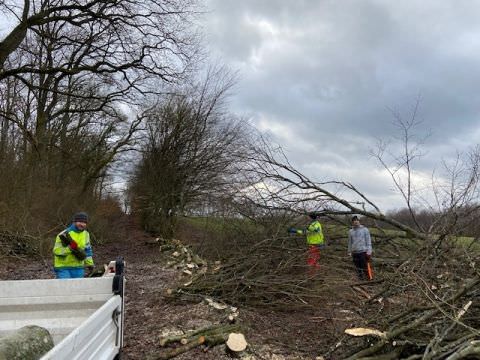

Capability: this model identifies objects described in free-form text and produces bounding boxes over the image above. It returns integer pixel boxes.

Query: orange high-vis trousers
[307,245,321,270]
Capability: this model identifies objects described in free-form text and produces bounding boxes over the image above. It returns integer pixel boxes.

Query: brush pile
[173,231,480,359]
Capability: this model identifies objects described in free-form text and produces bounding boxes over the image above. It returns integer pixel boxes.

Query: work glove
[71,247,87,261]
[287,227,297,234]
[69,240,78,250]
[365,253,372,261]
[59,233,70,247]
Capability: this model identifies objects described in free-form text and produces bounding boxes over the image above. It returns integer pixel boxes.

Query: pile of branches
[0,230,39,257]
[343,239,480,360]
[174,236,359,310]
[174,229,480,359]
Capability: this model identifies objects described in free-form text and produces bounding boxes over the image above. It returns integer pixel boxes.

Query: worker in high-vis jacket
[288,212,325,274]
[53,212,94,279]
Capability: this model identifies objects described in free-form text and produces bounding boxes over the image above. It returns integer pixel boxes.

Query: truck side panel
[40,296,122,360]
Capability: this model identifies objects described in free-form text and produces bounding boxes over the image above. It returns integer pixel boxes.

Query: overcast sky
[200,0,480,210]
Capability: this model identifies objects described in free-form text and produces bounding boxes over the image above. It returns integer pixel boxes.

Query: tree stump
[226,332,247,356]
[0,325,54,360]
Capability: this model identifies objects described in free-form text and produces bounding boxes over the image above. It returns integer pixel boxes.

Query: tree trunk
[0,325,54,360]
[154,336,206,360]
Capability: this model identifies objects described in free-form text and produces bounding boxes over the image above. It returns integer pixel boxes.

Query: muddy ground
[0,221,381,360]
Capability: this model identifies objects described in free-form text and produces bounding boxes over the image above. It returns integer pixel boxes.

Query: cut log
[159,323,239,347]
[155,336,205,359]
[0,325,54,360]
[226,332,247,354]
[152,324,246,359]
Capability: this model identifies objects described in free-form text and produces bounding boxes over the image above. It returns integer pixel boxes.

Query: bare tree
[229,135,428,238]
[370,97,429,232]
[1,0,200,157]
[128,69,251,235]
[0,0,199,82]
[370,100,480,242]
[0,0,200,233]
[228,98,480,241]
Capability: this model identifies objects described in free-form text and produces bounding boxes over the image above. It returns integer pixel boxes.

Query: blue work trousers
[55,268,85,279]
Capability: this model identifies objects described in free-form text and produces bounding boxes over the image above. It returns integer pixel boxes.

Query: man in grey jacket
[348,215,373,280]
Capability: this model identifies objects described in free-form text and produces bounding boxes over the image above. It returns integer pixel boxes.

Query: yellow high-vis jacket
[53,226,94,269]
[296,220,324,245]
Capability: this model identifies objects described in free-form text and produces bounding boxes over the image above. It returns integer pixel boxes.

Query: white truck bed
[0,263,125,360]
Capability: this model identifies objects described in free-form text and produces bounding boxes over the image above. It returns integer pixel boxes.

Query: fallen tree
[167,211,480,359]
[172,117,480,358]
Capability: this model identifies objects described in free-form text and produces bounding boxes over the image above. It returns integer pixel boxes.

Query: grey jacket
[348,225,372,254]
